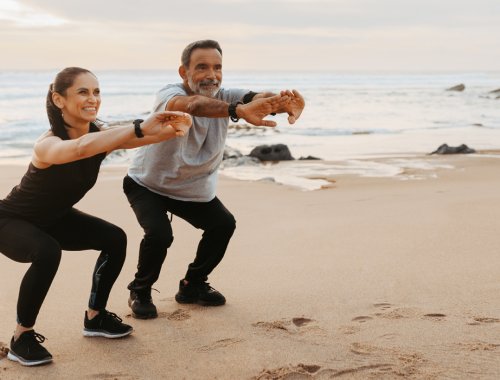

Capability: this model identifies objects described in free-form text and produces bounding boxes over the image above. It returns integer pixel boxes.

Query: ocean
[1,70,499,189]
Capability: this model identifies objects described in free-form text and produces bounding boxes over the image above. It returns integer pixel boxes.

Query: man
[124,39,304,319]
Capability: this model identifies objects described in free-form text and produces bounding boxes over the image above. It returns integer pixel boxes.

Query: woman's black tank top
[0,123,106,228]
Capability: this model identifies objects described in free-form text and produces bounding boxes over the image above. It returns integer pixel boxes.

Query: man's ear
[52,92,64,109]
[179,65,187,81]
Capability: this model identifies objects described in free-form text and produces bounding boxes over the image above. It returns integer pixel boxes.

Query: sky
[0,0,499,72]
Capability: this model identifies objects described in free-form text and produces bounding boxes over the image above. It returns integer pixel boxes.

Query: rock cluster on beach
[223,144,321,168]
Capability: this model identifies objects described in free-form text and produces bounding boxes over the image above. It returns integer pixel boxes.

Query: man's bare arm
[166,94,290,127]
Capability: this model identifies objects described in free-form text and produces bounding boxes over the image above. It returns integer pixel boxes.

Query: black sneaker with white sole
[8,330,53,366]
[83,310,133,338]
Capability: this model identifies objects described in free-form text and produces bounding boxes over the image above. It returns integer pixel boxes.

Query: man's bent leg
[123,176,173,318]
[167,196,236,305]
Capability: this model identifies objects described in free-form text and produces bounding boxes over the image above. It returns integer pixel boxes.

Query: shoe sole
[7,351,53,366]
[131,312,158,320]
[82,328,133,339]
[175,296,225,306]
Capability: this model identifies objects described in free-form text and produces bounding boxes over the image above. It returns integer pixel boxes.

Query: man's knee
[214,213,236,235]
[144,227,174,250]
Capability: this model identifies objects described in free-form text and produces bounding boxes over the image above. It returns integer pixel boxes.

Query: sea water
[1,70,499,189]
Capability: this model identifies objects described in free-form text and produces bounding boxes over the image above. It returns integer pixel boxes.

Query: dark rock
[298,156,322,160]
[248,144,294,161]
[446,84,465,92]
[430,143,476,155]
[489,88,500,93]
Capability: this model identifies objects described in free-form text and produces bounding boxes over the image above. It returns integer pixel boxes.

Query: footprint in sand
[253,363,321,379]
[0,342,9,359]
[91,372,132,379]
[252,317,323,337]
[472,316,500,324]
[163,309,191,321]
[338,325,361,335]
[458,342,500,351]
[292,317,313,327]
[351,315,373,323]
[350,342,380,355]
[196,338,244,353]
[373,302,393,311]
[422,313,447,321]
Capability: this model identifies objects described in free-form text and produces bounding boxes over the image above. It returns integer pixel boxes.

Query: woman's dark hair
[46,67,95,139]
[181,40,222,68]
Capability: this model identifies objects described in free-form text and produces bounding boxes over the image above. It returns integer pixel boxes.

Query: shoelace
[26,331,47,344]
[137,288,159,302]
[102,310,123,323]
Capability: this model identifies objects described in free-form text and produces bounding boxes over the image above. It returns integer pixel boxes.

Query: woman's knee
[105,225,127,250]
[32,238,62,268]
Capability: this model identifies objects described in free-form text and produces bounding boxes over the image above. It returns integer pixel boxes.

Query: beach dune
[1,155,500,379]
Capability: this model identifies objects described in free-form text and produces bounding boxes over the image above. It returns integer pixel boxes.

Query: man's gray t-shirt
[128,83,247,202]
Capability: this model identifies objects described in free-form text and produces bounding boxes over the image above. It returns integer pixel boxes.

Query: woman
[0,67,192,366]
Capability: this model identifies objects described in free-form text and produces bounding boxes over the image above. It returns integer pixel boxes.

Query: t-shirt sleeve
[152,84,187,112]
[221,88,249,104]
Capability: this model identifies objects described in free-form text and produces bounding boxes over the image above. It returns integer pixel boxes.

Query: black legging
[0,208,126,327]
[123,175,236,291]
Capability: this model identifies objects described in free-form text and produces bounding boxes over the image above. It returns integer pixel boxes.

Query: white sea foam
[220,158,455,191]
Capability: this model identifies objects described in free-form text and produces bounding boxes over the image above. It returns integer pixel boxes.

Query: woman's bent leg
[47,208,127,311]
[0,218,61,327]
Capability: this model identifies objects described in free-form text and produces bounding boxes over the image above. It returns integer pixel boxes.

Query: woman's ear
[52,92,64,109]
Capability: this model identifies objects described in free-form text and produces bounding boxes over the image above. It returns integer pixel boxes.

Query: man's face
[181,48,222,97]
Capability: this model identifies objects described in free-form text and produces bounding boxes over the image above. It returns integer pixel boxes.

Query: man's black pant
[123,175,236,291]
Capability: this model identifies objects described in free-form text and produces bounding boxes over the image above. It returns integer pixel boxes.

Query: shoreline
[3,151,500,192]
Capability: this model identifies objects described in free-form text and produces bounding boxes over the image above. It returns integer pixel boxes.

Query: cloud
[0,0,66,27]
[16,0,500,28]
[1,0,499,70]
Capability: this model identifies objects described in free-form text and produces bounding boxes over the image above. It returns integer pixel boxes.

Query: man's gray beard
[188,78,220,98]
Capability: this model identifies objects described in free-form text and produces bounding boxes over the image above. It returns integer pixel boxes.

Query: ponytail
[46,83,66,139]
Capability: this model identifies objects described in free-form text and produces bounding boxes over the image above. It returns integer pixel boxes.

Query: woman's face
[54,72,101,125]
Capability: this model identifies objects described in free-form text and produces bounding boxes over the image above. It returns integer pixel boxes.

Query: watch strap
[228,102,243,122]
[133,119,144,138]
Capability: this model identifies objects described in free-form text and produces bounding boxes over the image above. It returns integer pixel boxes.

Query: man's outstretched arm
[166,94,290,127]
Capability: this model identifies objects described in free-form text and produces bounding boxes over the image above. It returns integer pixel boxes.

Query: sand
[0,154,500,379]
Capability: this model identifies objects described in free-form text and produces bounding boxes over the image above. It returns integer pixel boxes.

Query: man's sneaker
[7,330,53,366]
[175,280,226,306]
[128,289,158,319]
[83,310,133,338]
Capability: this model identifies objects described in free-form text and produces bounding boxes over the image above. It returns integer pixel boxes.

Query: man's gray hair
[181,40,222,68]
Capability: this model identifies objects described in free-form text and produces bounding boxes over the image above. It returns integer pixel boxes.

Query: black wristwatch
[133,119,144,138]
[228,102,243,122]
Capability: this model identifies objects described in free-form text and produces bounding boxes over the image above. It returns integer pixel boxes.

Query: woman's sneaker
[83,310,133,338]
[8,330,53,366]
